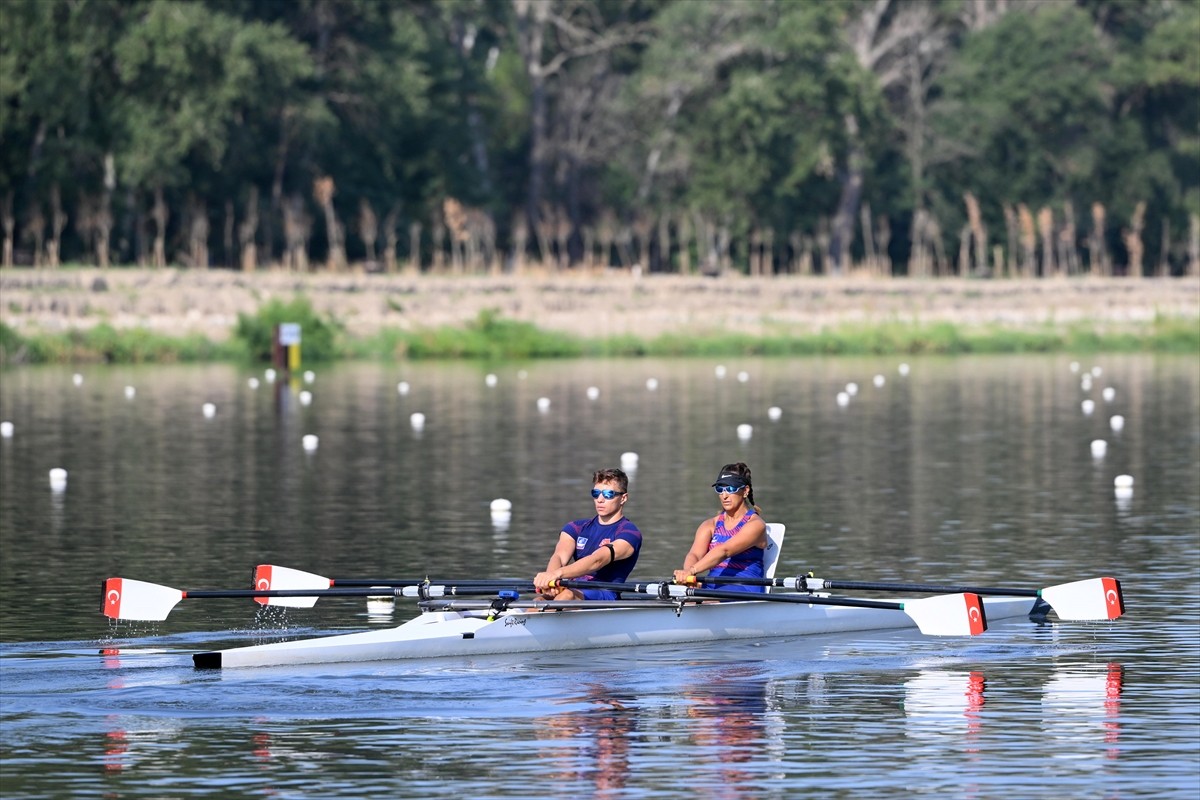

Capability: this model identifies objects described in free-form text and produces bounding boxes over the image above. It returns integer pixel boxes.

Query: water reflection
[534,685,635,799]
[1042,663,1124,761]
[680,668,780,796]
[903,670,988,755]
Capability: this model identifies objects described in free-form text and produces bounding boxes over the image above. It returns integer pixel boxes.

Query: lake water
[1,355,1197,798]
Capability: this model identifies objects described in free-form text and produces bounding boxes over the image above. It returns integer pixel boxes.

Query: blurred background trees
[1,0,1196,276]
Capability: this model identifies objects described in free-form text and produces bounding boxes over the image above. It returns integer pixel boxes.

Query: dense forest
[2,0,1197,277]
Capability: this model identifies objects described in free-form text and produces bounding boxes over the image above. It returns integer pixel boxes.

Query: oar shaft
[186,584,534,600]
[801,577,1038,597]
[553,579,907,610]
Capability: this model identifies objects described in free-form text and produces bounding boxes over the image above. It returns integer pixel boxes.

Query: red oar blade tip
[1039,577,1125,621]
[102,577,184,622]
[253,564,328,608]
[903,592,988,636]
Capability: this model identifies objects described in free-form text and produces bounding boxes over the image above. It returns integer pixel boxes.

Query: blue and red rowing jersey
[705,510,765,594]
[561,516,642,599]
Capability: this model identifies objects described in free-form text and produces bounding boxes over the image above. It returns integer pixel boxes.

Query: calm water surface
[1,355,1197,798]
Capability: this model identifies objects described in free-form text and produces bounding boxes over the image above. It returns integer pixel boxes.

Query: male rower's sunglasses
[714,484,746,494]
[591,489,625,500]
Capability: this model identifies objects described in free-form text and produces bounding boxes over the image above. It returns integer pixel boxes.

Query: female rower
[673,462,767,594]
[533,467,643,601]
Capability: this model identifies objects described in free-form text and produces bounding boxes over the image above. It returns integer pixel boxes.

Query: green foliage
[233,297,341,362]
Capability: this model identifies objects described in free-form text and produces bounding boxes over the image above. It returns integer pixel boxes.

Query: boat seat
[762,523,786,592]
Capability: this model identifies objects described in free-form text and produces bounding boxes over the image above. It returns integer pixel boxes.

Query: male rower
[533,468,642,600]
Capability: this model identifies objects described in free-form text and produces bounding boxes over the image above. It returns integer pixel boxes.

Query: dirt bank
[1,268,1197,341]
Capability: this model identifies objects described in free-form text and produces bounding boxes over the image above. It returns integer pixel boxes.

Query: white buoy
[265,368,276,383]
[485,373,498,387]
[737,423,753,440]
[1110,415,1125,432]
[517,370,528,380]
[73,374,83,386]
[490,498,512,513]
[715,365,727,379]
[845,382,859,396]
[767,406,782,421]
[898,363,910,376]
[202,403,216,418]
[621,452,639,469]
[299,391,313,406]
[1081,375,1093,391]
[1069,361,1080,373]
[1081,399,1095,415]
[124,386,136,399]
[537,397,551,412]
[248,377,260,390]
[0,421,12,438]
[1114,486,1133,508]
[646,378,659,391]
[410,412,426,430]
[1090,439,1107,458]
[586,386,600,400]
[1102,387,1115,402]
[490,510,512,531]
[302,434,318,451]
[1114,474,1134,488]
[397,381,410,396]
[303,370,315,384]
[366,589,395,616]
[1091,366,1103,377]
[49,468,67,491]
[737,371,750,383]
[836,391,850,407]
[873,374,885,388]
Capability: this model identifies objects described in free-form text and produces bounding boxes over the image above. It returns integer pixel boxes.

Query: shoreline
[2,268,1197,343]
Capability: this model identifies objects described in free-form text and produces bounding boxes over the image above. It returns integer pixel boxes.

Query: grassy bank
[2,308,1196,366]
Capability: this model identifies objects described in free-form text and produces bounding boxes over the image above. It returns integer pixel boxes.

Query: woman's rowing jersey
[705,510,765,594]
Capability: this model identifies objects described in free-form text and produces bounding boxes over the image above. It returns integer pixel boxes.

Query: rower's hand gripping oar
[548,579,987,636]
[101,577,535,621]
[748,575,1125,622]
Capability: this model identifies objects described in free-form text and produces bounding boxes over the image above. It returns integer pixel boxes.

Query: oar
[735,575,1125,622]
[101,577,535,621]
[251,564,527,608]
[549,579,987,637]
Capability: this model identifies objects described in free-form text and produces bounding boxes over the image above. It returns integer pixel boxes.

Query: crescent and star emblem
[1106,588,1119,606]
[968,606,981,623]
[257,579,270,590]
[107,589,120,606]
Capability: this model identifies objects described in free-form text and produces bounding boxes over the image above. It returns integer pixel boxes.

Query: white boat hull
[194,595,1039,669]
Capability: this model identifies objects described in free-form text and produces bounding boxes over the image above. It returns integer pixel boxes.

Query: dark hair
[593,467,629,493]
[718,462,755,508]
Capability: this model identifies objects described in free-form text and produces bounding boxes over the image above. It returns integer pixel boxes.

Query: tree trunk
[1,192,13,267]
[239,187,259,273]
[829,114,863,275]
[152,186,168,269]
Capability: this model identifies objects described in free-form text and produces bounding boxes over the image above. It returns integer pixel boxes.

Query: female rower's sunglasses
[714,484,746,494]
[591,489,625,499]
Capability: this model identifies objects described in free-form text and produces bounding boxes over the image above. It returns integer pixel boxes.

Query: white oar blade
[903,592,987,636]
[102,577,183,621]
[1040,577,1124,621]
[253,564,326,608]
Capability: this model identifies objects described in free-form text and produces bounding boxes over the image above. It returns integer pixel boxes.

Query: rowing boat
[192,593,1040,669]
